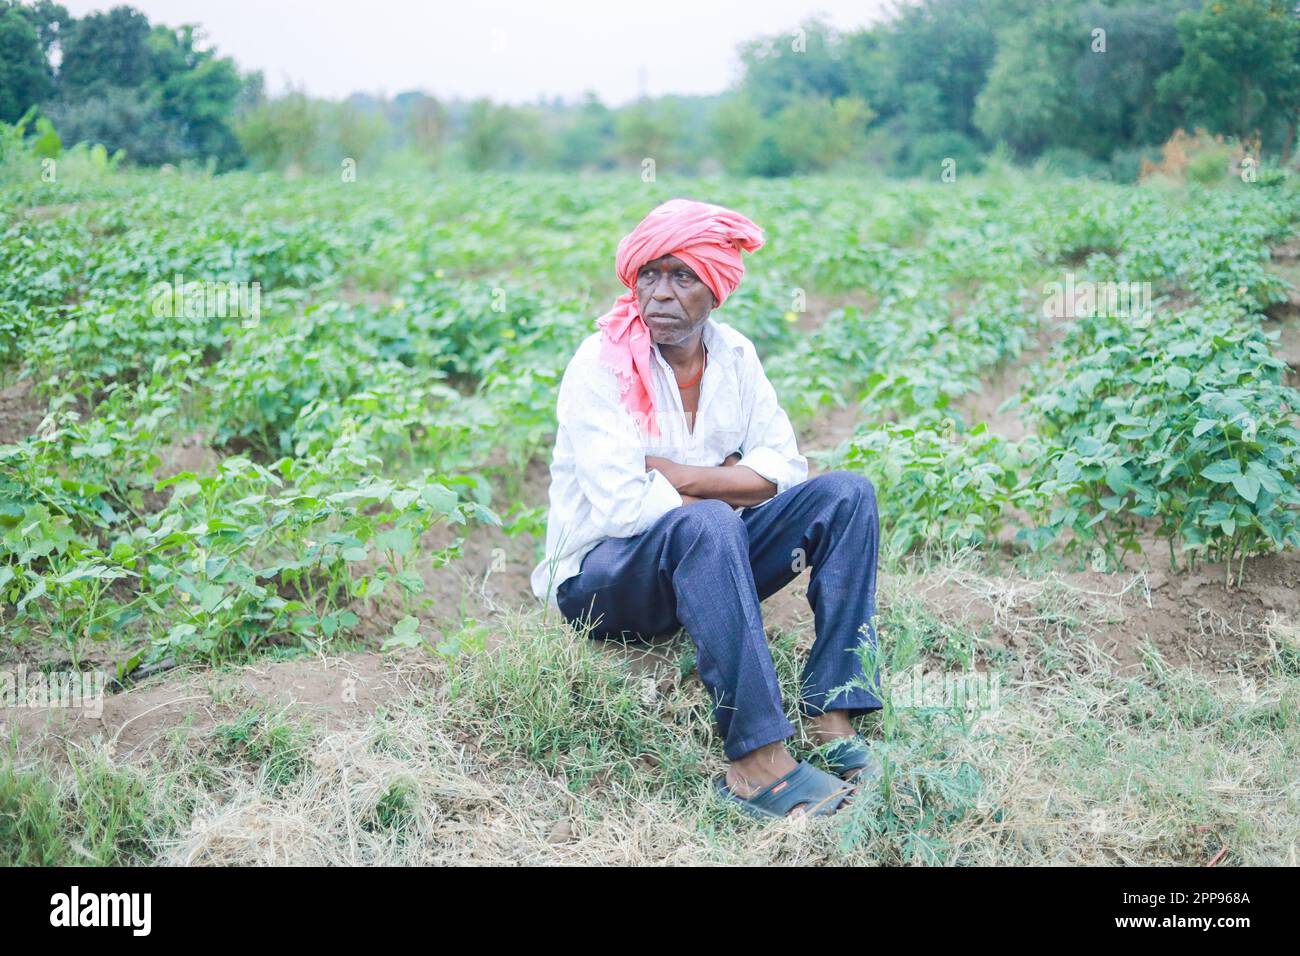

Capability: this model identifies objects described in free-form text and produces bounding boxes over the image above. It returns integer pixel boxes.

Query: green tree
[1158,0,1300,158]
[24,0,69,56]
[148,25,245,168]
[973,2,1189,160]
[0,2,52,122]
[57,5,152,96]
[1072,4,1188,153]
[877,0,1013,140]
[771,95,872,172]
[711,94,764,174]
[394,90,448,169]
[234,90,320,171]
[556,92,614,170]
[613,98,684,168]
[45,86,187,164]
[736,17,852,115]
[332,98,388,166]
[460,99,543,170]
[461,99,511,170]
[975,5,1082,157]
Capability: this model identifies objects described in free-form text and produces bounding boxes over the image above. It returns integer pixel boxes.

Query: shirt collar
[650,318,740,370]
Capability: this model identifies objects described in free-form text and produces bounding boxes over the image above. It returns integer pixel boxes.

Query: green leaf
[372,528,414,555]
[199,584,225,613]
[391,488,419,510]
[383,615,423,651]
[396,569,425,594]
[1200,461,1242,483]
[1231,474,1260,504]
[166,622,197,644]
[419,483,459,515]
[1164,366,1191,389]
[1075,436,1104,458]
[16,576,46,612]
[1104,464,1131,495]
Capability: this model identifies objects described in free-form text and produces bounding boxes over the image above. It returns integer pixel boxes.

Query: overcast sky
[60,0,900,105]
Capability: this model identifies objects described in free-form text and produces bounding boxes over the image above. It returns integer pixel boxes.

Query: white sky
[59,0,900,105]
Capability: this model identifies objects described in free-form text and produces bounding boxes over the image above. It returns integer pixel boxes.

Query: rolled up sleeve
[736,343,807,496]
[558,361,683,538]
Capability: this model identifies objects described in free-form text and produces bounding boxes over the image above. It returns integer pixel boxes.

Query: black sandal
[715,760,852,819]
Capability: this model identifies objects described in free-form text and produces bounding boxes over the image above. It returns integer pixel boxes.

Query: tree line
[1,0,1297,179]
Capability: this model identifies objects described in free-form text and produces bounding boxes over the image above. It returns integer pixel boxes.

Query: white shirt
[531,317,808,609]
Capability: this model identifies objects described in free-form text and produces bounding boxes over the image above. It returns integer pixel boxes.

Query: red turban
[596,199,765,437]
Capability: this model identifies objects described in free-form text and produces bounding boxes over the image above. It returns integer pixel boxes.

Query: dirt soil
[1266,241,1300,386]
[0,378,46,445]
[2,651,435,763]
[912,550,1298,675]
[953,288,1090,441]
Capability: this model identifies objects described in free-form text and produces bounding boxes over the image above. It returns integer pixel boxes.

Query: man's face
[635,255,718,346]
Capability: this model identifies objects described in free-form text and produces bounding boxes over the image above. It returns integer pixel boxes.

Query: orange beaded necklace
[675,343,707,390]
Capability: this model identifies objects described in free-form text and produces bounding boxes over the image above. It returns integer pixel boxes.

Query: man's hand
[645,452,776,508]
[644,455,685,487]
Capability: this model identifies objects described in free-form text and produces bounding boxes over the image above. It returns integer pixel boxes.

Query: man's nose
[649,273,675,298]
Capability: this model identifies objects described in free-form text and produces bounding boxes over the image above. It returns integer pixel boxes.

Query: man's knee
[810,470,877,513]
[672,497,747,548]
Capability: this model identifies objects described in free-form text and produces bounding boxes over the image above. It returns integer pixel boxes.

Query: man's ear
[712,294,719,309]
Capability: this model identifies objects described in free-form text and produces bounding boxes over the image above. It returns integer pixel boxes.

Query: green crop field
[3,165,1299,865]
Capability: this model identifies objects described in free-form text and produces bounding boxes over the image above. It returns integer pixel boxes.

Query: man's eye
[676,272,694,283]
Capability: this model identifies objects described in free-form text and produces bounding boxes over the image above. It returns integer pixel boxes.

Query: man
[531,198,883,820]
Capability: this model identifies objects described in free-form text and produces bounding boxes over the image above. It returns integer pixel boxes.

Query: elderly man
[531,199,883,820]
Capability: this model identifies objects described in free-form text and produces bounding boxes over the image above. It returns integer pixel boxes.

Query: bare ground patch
[153,430,220,481]
[0,377,46,445]
[1266,242,1300,386]
[904,547,1300,676]
[952,289,1088,440]
[2,650,435,764]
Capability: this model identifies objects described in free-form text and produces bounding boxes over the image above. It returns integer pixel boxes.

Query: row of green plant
[827,182,1300,581]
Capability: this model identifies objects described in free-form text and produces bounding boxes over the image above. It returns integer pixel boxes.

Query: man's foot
[718,758,852,820]
[805,711,876,782]
[725,741,850,817]
[726,741,798,801]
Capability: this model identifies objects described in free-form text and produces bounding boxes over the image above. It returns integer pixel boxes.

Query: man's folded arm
[558,363,683,538]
